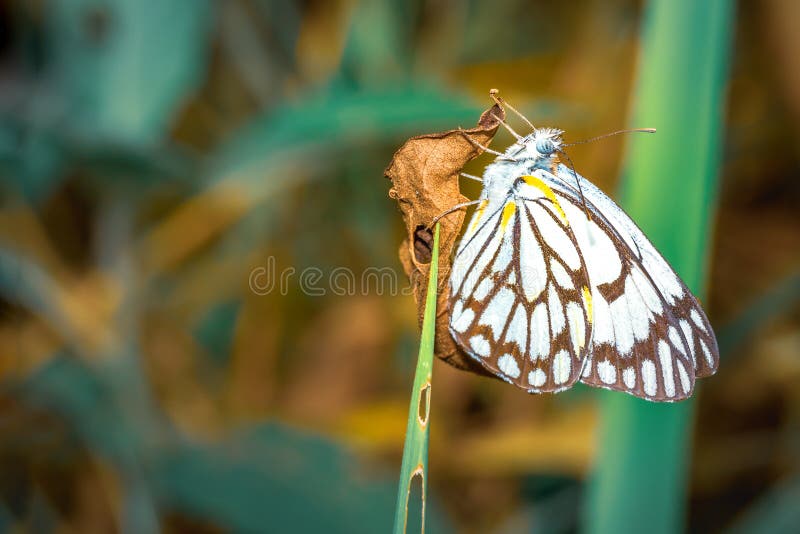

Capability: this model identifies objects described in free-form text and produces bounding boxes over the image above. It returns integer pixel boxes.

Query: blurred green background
[0,0,798,532]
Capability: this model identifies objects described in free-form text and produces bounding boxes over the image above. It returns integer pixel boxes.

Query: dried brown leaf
[386,99,505,374]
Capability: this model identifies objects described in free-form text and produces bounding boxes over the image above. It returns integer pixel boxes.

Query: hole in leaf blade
[418,383,430,425]
[406,469,425,534]
[413,225,433,264]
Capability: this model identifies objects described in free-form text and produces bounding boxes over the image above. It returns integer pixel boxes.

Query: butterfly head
[506,128,564,161]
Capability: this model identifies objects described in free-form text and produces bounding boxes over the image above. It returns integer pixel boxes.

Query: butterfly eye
[536,138,554,154]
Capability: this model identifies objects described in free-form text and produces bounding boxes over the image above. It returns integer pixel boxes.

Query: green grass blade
[394,224,439,534]
[583,1,735,533]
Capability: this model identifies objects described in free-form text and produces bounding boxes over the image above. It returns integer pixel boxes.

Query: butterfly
[447,104,719,402]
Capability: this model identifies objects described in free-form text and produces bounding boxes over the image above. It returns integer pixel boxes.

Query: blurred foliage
[0,0,798,533]
[587,1,733,533]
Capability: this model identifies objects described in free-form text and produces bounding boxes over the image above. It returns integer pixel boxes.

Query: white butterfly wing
[535,163,720,401]
[448,181,594,393]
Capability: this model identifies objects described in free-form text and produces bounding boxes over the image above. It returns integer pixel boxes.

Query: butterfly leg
[431,199,482,226]
[460,172,483,182]
[490,113,523,140]
[458,129,516,161]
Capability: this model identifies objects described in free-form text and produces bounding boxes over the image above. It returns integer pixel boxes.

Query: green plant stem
[394,224,439,534]
[583,1,734,533]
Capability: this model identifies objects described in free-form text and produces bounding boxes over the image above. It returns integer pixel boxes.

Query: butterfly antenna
[556,148,596,246]
[490,89,535,131]
[562,127,656,147]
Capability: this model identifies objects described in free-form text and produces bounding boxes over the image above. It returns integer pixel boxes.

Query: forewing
[537,164,719,401]
[449,188,593,393]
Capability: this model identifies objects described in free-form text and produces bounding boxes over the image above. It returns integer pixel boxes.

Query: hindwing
[449,180,594,393]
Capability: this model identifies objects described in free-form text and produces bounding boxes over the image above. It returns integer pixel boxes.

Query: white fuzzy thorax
[480,128,564,205]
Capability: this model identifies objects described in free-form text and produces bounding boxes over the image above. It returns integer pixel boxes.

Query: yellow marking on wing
[566,304,587,352]
[573,316,586,351]
[582,286,593,324]
[522,175,568,224]
[500,201,516,231]
[469,200,488,232]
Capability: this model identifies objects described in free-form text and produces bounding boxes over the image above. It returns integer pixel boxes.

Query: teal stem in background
[583,1,734,533]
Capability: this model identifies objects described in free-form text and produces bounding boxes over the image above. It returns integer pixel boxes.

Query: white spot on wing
[519,209,547,301]
[591,292,614,344]
[548,284,565,335]
[668,326,685,356]
[642,360,657,397]
[622,367,636,389]
[566,301,585,354]
[453,208,492,266]
[676,360,691,394]
[552,350,571,385]
[690,308,708,333]
[469,335,491,358]
[452,307,475,333]
[623,274,653,342]
[530,203,580,269]
[480,287,514,340]
[699,338,713,367]
[608,295,634,355]
[493,227,514,273]
[451,300,463,321]
[630,266,663,315]
[644,249,684,304]
[455,210,503,296]
[498,354,521,378]
[560,201,621,285]
[473,277,493,301]
[550,259,574,289]
[530,303,550,361]
[597,359,617,385]
[529,368,547,387]
[504,304,528,352]
[658,340,675,398]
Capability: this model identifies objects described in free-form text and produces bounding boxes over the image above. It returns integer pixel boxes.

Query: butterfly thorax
[480,128,564,205]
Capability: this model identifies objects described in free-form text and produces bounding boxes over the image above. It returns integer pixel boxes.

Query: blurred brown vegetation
[0,0,798,532]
